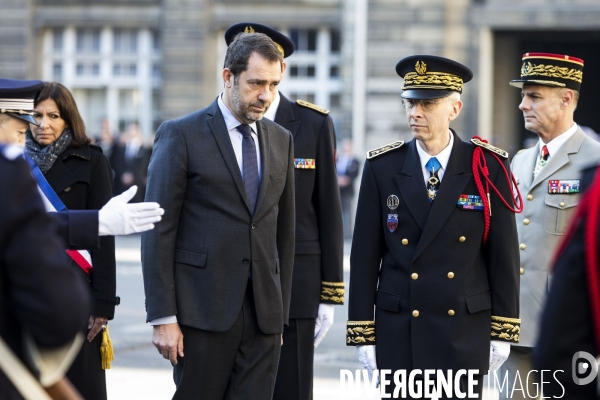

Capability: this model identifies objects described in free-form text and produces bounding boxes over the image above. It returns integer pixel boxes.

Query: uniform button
[402,239,408,245]
[251,224,257,229]
[412,310,419,317]
[527,194,533,201]
[242,258,249,264]
[523,218,530,225]
[448,309,455,316]
[559,202,566,208]
[520,267,525,275]
[64,186,71,192]
[411,273,418,280]
[459,236,466,243]
[447,272,454,279]
[520,243,526,250]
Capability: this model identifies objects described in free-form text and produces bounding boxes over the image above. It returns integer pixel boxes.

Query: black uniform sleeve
[3,156,91,347]
[87,153,118,319]
[50,210,100,250]
[315,115,345,305]
[347,160,383,345]
[485,155,521,342]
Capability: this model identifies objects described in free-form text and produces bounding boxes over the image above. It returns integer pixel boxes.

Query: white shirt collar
[416,130,454,173]
[263,91,281,121]
[217,93,258,134]
[537,123,578,159]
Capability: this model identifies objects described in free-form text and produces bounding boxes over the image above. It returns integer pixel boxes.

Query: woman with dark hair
[25,82,117,400]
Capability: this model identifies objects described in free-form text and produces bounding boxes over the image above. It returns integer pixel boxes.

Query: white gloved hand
[98,186,164,236]
[489,340,511,372]
[357,345,378,385]
[314,304,335,348]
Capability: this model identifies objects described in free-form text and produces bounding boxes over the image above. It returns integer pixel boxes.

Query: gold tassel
[100,325,114,370]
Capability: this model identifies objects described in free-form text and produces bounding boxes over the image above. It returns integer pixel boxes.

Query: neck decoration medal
[387,195,399,233]
[427,168,439,202]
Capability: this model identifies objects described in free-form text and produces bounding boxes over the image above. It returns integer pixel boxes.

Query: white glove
[98,186,164,236]
[489,340,511,372]
[314,304,334,348]
[357,345,378,384]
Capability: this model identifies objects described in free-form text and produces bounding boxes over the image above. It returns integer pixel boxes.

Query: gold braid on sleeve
[321,281,345,304]
[490,315,521,343]
[346,321,376,346]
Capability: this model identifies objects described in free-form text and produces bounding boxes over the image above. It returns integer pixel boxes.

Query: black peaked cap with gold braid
[510,52,584,92]
[224,22,295,59]
[396,55,473,100]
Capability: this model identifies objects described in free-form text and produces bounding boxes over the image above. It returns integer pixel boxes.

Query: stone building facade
[2,0,600,156]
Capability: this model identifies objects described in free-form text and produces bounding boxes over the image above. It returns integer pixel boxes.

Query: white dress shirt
[150,94,263,326]
[536,123,578,163]
[415,130,454,187]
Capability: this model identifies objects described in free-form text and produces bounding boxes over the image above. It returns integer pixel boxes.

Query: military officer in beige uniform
[502,52,600,399]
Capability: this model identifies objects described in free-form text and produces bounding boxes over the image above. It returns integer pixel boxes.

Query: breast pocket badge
[548,179,580,194]
[387,195,399,232]
[457,194,484,210]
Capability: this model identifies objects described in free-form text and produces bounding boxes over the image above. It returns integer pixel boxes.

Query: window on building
[113,63,137,76]
[330,65,340,78]
[330,94,341,108]
[152,64,161,79]
[76,63,100,76]
[330,29,341,53]
[306,66,316,77]
[152,31,161,53]
[76,29,101,53]
[289,65,317,78]
[53,63,62,81]
[53,29,63,52]
[290,29,317,52]
[114,29,138,54]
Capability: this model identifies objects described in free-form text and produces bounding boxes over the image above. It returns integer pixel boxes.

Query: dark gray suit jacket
[142,99,295,335]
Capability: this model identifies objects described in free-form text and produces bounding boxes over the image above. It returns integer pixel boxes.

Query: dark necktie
[237,124,259,214]
[426,157,442,203]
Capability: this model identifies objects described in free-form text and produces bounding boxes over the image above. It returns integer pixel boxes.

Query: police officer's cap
[510,53,584,92]
[225,22,295,58]
[0,79,44,126]
[396,55,473,100]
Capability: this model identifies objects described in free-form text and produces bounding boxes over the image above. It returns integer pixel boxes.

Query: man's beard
[231,82,269,122]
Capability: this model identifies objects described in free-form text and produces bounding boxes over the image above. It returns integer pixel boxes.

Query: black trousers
[173,282,281,400]
[66,330,106,400]
[273,318,315,400]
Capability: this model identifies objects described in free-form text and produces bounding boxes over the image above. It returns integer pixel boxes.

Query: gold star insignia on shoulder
[296,99,329,115]
[471,138,509,159]
[366,141,404,159]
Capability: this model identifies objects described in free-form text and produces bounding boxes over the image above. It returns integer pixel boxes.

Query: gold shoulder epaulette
[471,138,509,159]
[296,99,329,115]
[366,141,404,160]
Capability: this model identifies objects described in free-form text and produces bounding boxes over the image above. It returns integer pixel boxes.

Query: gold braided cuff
[490,316,521,343]
[346,321,376,346]
[321,281,345,304]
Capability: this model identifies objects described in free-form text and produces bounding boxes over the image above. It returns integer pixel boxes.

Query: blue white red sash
[27,157,93,274]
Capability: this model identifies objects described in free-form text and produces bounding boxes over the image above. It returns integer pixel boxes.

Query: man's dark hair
[223,33,283,77]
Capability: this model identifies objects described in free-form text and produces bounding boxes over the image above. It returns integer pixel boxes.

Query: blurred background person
[336,138,359,239]
[25,81,118,400]
[109,123,151,203]
[95,118,116,159]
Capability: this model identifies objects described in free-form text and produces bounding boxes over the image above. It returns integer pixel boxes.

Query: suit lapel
[253,120,270,218]
[395,139,430,231]
[518,144,538,192]
[206,100,252,213]
[412,134,472,263]
[530,128,587,191]
[274,94,301,138]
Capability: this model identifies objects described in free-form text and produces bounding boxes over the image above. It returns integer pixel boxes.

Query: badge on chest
[457,194,484,210]
[548,179,580,194]
[387,195,399,233]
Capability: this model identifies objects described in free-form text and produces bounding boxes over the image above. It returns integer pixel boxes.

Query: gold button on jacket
[527,194,533,201]
[520,243,526,250]
[447,272,454,279]
[520,267,524,275]
[523,218,530,225]
[412,310,419,317]
[459,236,466,242]
[411,273,418,280]
[402,238,408,245]
[448,309,455,316]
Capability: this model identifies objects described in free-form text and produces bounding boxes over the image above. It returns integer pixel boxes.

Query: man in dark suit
[337,138,360,239]
[347,55,521,398]
[142,32,295,399]
[109,123,151,202]
[0,143,91,398]
[224,23,344,400]
[533,163,600,399]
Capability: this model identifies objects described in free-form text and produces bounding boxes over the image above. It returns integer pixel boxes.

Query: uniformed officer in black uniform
[533,163,600,399]
[347,55,521,398]
[224,23,344,400]
[0,141,91,397]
